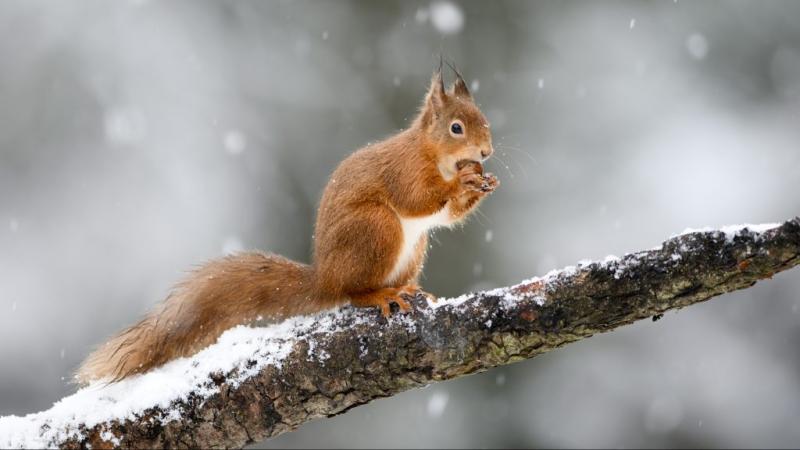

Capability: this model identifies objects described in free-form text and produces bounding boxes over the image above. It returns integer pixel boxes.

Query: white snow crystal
[719,223,780,238]
[223,130,247,155]
[306,339,331,363]
[629,18,636,30]
[99,430,120,447]
[686,33,709,60]
[221,236,244,255]
[427,292,472,310]
[537,78,544,89]
[470,79,480,93]
[8,219,19,232]
[484,229,493,243]
[426,391,449,418]
[104,106,147,144]
[429,1,464,35]
[483,278,546,308]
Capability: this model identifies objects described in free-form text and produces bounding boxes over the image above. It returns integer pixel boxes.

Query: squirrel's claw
[399,285,438,304]
[480,172,500,193]
[384,296,412,317]
[351,288,414,317]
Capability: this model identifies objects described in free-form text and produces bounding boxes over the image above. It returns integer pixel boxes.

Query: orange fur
[76,68,498,384]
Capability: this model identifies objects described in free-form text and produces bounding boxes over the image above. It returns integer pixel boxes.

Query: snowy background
[1,0,799,448]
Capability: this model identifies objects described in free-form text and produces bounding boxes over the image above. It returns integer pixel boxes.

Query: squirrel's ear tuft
[426,69,447,107]
[448,62,471,99]
[453,73,471,98]
[419,69,447,127]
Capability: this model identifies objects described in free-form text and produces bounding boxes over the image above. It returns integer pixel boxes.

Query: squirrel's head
[415,67,494,180]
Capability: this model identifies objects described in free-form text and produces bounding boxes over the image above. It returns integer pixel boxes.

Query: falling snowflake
[426,391,449,418]
[104,106,147,144]
[430,1,464,35]
[222,236,244,255]
[686,33,709,60]
[223,130,247,155]
[470,79,480,93]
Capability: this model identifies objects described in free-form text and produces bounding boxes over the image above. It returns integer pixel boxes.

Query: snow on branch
[1,218,799,449]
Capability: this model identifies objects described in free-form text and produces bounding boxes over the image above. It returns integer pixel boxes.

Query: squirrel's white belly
[384,204,453,285]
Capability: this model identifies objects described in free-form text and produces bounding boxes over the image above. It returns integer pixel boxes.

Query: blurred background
[1,0,799,447]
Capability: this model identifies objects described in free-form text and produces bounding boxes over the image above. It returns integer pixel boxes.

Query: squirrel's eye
[450,122,463,135]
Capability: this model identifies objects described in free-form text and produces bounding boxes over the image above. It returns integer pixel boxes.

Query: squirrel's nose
[481,146,494,159]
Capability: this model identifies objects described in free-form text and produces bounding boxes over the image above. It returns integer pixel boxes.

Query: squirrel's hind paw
[399,284,437,304]
[351,288,413,318]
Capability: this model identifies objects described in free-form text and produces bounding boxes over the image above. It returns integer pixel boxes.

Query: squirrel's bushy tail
[75,252,323,385]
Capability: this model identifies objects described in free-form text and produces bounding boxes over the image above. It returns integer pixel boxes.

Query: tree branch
[2,219,799,449]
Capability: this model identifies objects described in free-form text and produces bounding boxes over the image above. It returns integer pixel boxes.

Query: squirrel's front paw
[457,160,499,193]
[457,160,485,191]
[480,172,500,193]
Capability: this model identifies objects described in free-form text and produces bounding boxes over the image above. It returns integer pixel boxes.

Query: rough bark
[17,219,800,448]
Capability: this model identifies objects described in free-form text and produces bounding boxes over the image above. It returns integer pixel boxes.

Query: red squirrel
[76,67,498,384]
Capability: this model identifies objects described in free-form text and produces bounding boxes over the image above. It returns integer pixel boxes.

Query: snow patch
[0,308,363,448]
[602,255,621,264]
[676,223,780,240]
[99,430,120,447]
[428,222,782,314]
[427,292,473,310]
